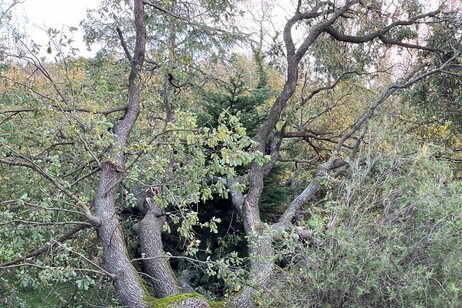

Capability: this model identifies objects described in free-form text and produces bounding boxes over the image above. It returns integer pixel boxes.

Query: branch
[278,158,318,166]
[15,38,69,104]
[116,27,133,62]
[0,0,21,21]
[0,108,35,114]
[0,224,90,267]
[324,8,443,52]
[59,105,128,115]
[294,0,360,63]
[254,1,360,149]
[70,167,100,186]
[227,177,245,214]
[299,70,381,107]
[54,242,116,279]
[379,35,442,53]
[335,53,460,152]
[0,220,91,227]
[0,104,127,118]
[20,201,88,216]
[0,108,34,126]
[278,157,345,226]
[32,142,75,160]
[0,154,100,226]
[283,130,340,144]
[262,123,287,176]
[143,0,188,21]
[276,54,459,226]
[0,262,111,278]
[283,1,338,59]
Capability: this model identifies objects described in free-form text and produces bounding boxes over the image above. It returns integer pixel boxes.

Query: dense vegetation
[1,0,461,307]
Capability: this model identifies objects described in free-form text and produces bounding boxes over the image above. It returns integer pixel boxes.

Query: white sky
[9,0,102,57]
[5,0,451,60]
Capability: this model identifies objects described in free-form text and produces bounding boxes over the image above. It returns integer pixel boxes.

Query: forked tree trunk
[93,0,148,306]
[93,0,211,306]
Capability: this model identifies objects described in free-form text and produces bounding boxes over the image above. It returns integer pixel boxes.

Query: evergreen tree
[197,51,273,136]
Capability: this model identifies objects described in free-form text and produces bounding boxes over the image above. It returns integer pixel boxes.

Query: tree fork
[92,0,148,306]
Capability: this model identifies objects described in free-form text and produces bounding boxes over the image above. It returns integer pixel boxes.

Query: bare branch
[0,262,110,278]
[294,0,360,63]
[143,0,188,21]
[276,53,459,227]
[278,157,345,226]
[70,167,100,186]
[0,220,91,227]
[335,53,459,153]
[21,201,88,216]
[54,242,116,279]
[301,71,361,107]
[116,26,133,62]
[379,35,442,53]
[324,8,443,53]
[0,0,21,21]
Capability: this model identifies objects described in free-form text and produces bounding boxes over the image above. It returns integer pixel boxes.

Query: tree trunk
[94,166,147,307]
[92,0,148,306]
[139,199,181,298]
[231,229,275,308]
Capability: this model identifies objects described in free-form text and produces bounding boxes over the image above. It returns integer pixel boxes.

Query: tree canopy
[1,0,462,307]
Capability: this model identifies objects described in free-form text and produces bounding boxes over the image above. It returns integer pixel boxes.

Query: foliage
[1,0,462,307]
[408,11,462,128]
[197,52,274,137]
[262,120,462,307]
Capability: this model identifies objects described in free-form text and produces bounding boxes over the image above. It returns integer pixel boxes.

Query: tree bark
[232,2,372,306]
[230,228,274,308]
[92,0,148,307]
[94,180,146,307]
[138,199,181,298]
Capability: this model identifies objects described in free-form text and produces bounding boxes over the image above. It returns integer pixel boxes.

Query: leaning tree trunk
[138,208,212,306]
[93,1,212,306]
[94,166,147,307]
[137,191,210,307]
[92,0,148,306]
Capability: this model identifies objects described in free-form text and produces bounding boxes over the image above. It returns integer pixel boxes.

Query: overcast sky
[10,0,102,56]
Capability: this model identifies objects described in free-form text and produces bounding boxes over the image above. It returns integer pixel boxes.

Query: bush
[263,136,462,307]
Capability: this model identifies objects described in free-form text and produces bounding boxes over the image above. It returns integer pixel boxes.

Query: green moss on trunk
[145,292,226,308]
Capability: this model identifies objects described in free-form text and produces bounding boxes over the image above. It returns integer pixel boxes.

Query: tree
[228,1,461,306]
[1,0,461,307]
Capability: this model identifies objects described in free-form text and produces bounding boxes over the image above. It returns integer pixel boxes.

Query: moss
[150,292,204,308]
[207,299,227,308]
[145,292,228,308]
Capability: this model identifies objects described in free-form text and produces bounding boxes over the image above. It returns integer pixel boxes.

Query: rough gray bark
[229,229,274,308]
[139,198,181,298]
[95,188,146,307]
[92,0,147,307]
